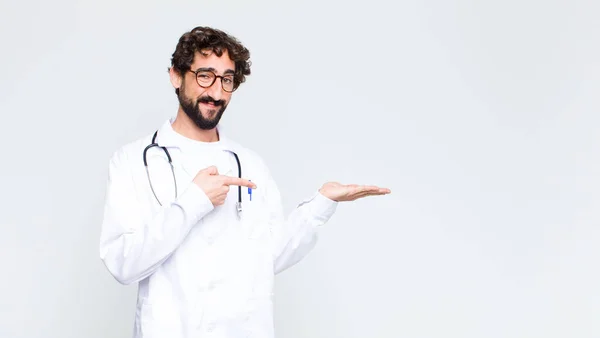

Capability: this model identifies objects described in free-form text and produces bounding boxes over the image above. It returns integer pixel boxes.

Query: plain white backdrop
[1,0,598,337]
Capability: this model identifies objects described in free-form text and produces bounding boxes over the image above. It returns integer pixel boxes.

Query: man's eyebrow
[194,67,216,72]
[194,67,235,76]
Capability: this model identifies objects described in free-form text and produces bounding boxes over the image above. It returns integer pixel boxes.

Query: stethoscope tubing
[143,130,243,211]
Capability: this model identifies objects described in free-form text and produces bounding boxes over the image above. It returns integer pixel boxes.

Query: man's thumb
[200,165,219,176]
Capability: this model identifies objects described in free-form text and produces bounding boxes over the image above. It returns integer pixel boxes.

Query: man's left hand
[318,182,391,202]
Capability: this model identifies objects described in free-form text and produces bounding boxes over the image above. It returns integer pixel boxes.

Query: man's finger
[359,185,390,194]
[200,165,219,175]
[222,176,257,189]
[348,186,390,200]
[350,190,388,200]
[350,185,381,194]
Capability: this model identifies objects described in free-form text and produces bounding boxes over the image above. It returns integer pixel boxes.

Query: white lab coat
[99,118,338,338]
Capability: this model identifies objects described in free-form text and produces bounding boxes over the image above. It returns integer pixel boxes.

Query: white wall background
[1,0,598,337]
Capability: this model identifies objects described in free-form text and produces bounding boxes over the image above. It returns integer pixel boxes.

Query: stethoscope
[142,130,244,215]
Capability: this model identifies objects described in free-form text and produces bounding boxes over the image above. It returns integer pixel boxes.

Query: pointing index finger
[223,176,257,189]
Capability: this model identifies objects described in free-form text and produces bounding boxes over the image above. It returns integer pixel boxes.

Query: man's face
[176,49,235,130]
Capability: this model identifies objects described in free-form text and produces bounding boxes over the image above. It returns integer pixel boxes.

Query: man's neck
[171,110,219,143]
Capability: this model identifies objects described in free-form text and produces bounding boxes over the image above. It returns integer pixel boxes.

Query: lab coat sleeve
[263,170,338,274]
[99,149,214,285]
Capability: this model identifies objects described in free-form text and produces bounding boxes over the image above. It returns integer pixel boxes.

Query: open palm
[319,182,391,202]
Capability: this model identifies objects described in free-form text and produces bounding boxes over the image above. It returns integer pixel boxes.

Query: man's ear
[169,67,182,91]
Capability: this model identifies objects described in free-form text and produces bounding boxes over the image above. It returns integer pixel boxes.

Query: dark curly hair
[170,26,251,94]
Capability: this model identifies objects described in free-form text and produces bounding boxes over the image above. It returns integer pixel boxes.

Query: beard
[178,87,227,130]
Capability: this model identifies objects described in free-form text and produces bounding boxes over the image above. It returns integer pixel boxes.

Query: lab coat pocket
[242,201,270,240]
[238,189,275,297]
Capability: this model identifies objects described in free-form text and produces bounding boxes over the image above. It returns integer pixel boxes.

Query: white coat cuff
[305,191,338,223]
[176,183,214,223]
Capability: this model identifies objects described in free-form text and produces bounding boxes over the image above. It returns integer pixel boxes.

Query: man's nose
[206,78,223,100]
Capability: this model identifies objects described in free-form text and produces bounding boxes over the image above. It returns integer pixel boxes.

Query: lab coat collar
[154,117,233,151]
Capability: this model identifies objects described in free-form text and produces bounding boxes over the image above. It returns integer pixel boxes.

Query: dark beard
[178,91,227,130]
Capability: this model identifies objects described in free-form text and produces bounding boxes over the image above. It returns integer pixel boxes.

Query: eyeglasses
[188,69,237,93]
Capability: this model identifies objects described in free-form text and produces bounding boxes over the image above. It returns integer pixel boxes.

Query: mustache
[198,96,225,107]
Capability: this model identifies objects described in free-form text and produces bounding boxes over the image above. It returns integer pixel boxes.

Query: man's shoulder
[107,131,154,167]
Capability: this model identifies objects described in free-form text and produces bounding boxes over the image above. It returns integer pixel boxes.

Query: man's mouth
[198,97,224,107]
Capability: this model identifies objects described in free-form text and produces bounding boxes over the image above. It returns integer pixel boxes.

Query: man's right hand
[193,166,257,206]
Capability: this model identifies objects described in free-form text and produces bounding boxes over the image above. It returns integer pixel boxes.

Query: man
[99,26,390,338]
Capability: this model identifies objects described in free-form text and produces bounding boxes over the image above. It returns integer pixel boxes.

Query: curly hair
[170,26,251,94]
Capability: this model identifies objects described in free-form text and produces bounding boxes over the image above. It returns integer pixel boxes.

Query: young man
[99,26,390,338]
